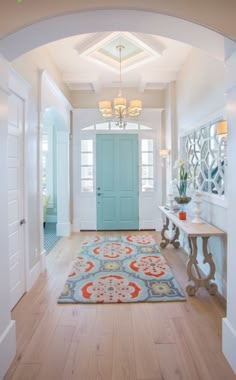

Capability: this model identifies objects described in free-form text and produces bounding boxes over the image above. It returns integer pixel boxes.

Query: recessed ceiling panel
[98,36,143,63]
[77,32,163,72]
[45,31,192,91]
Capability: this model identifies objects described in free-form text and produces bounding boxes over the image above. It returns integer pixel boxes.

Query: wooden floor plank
[9,364,41,380]
[112,329,137,380]
[20,307,63,364]
[131,304,162,380]
[72,307,97,339]
[36,325,75,380]
[62,337,92,380]
[87,334,114,380]
[156,343,198,380]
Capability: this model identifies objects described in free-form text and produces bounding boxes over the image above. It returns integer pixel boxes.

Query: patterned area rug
[58,235,185,303]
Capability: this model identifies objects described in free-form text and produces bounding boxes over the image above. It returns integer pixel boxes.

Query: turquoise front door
[96,134,139,230]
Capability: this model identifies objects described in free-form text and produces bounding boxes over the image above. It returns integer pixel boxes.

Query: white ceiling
[45,31,192,93]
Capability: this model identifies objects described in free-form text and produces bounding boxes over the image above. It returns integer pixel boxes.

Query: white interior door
[8,93,26,310]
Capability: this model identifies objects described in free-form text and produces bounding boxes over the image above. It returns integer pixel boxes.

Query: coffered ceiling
[45,32,192,93]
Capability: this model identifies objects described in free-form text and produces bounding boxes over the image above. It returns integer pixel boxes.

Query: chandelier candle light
[98,45,142,128]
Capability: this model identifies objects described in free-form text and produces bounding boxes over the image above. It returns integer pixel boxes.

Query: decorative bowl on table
[174,196,192,205]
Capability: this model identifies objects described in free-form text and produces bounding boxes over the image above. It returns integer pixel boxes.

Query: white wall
[222,42,236,374]
[177,48,225,131]
[12,46,70,101]
[71,88,165,109]
[175,47,227,296]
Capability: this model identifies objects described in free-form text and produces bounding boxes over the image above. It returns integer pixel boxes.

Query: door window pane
[81,180,93,192]
[126,123,138,130]
[142,139,153,151]
[142,166,153,179]
[81,166,93,179]
[96,123,109,130]
[81,153,93,165]
[142,152,153,165]
[140,125,151,130]
[82,125,94,130]
[81,140,93,152]
[142,179,154,192]
[110,122,122,130]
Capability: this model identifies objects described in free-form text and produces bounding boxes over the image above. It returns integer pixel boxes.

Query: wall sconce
[216,120,227,138]
[160,149,171,158]
[216,120,227,165]
[160,149,171,168]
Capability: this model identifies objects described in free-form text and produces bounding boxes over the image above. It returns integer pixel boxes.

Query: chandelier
[98,45,142,128]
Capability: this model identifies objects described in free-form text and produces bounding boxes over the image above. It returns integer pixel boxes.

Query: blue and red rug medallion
[58,235,185,303]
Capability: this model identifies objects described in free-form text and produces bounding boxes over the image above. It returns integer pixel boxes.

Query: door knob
[20,219,26,225]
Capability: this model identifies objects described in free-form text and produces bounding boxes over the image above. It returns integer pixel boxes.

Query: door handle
[97,193,103,196]
[20,219,26,225]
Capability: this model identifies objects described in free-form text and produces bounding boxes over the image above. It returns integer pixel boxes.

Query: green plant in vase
[174,160,191,205]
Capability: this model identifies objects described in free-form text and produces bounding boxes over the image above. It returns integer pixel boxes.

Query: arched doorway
[0,10,224,61]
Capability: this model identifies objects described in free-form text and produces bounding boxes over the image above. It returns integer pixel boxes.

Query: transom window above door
[81,122,152,131]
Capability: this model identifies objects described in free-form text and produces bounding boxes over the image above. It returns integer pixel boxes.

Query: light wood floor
[4,231,236,380]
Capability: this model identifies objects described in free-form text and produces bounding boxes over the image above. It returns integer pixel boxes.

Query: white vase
[167,193,175,213]
[192,191,203,223]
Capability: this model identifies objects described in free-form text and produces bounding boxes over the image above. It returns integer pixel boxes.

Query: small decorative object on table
[167,193,175,213]
[192,190,203,223]
[173,159,191,220]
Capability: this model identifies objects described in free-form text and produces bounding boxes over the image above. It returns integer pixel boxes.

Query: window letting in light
[141,139,154,192]
[81,140,94,193]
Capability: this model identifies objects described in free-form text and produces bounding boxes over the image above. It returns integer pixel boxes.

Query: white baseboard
[222,318,236,374]
[0,320,16,380]
[80,221,96,230]
[72,219,80,232]
[40,249,46,272]
[155,217,163,231]
[139,220,156,230]
[56,222,71,237]
[27,260,41,291]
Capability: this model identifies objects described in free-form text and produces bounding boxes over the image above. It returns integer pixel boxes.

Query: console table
[159,206,226,296]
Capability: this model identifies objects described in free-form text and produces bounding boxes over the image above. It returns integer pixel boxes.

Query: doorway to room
[42,109,61,254]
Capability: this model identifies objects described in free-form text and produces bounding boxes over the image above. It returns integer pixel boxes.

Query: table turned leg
[186,236,218,296]
[160,216,180,249]
[171,224,180,248]
[202,237,218,295]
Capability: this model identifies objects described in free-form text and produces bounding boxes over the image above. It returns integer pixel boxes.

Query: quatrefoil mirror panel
[182,123,226,196]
